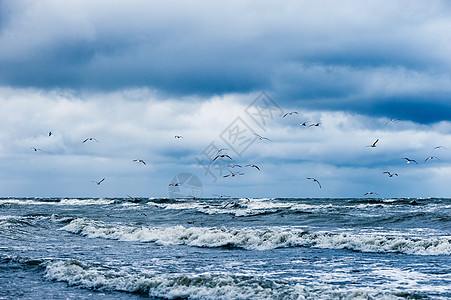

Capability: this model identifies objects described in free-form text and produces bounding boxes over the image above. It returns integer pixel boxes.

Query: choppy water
[1,197,450,299]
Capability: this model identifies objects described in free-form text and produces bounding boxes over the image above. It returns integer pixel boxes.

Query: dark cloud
[1,0,451,123]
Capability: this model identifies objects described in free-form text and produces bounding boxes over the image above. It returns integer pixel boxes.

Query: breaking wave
[60,218,451,255]
[43,259,401,300]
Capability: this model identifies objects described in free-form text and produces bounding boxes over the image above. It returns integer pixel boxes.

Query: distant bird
[169,183,180,187]
[364,192,379,196]
[299,121,309,127]
[402,158,418,164]
[92,178,105,185]
[213,154,233,161]
[217,148,228,154]
[385,118,400,126]
[174,135,183,139]
[255,133,271,141]
[424,156,440,162]
[30,147,42,152]
[308,123,321,127]
[212,194,231,198]
[223,171,244,178]
[306,177,321,188]
[227,164,242,168]
[431,146,447,153]
[383,171,398,177]
[283,111,298,118]
[133,159,146,165]
[83,137,99,143]
[48,131,52,137]
[366,139,379,148]
[245,164,260,171]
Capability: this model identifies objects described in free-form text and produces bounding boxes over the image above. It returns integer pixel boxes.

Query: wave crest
[60,218,451,255]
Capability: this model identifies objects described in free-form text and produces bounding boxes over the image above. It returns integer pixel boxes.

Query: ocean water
[1,197,450,299]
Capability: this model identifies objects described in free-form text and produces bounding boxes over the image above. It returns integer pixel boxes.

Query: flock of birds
[30,110,447,198]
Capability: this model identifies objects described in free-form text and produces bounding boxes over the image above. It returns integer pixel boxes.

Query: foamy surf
[43,259,401,300]
[60,218,451,255]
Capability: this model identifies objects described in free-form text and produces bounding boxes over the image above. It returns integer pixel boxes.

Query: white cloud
[1,87,450,197]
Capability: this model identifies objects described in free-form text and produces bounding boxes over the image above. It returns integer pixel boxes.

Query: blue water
[1,197,450,299]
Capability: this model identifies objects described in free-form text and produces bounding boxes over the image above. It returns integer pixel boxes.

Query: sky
[1,0,451,198]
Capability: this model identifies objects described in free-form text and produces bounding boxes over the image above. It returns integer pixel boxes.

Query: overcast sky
[1,0,451,198]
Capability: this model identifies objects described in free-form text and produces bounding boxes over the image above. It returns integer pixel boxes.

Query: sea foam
[60,218,451,255]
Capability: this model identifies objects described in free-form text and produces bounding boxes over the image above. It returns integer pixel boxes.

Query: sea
[1,197,450,299]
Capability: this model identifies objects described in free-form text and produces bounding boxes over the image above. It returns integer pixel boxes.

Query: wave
[42,259,402,300]
[60,218,451,255]
[0,198,115,206]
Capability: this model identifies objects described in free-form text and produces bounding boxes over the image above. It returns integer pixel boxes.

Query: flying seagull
[169,182,180,187]
[402,158,418,164]
[133,159,146,165]
[308,123,321,127]
[431,146,447,153]
[282,111,299,118]
[48,131,52,137]
[227,164,242,168]
[385,118,400,126]
[213,154,233,161]
[306,177,321,188]
[383,172,398,177]
[364,192,379,196]
[298,121,309,127]
[92,178,105,185]
[223,171,244,178]
[245,164,260,171]
[31,147,42,152]
[174,135,183,139]
[217,148,229,154]
[212,194,231,198]
[255,133,271,141]
[83,137,99,143]
[366,139,379,148]
[424,156,440,162]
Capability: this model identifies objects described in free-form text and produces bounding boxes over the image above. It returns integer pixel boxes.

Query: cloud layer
[1,1,451,123]
[1,88,450,198]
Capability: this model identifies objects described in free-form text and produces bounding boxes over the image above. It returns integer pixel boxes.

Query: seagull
[223,171,244,178]
[227,164,242,168]
[364,192,379,196]
[255,133,271,141]
[92,178,105,185]
[308,123,321,127]
[213,154,233,161]
[30,147,42,152]
[169,183,180,187]
[402,158,418,164]
[383,171,398,177]
[298,121,309,127]
[282,111,299,118]
[366,139,379,148]
[212,194,231,198]
[424,156,440,162]
[245,164,260,171]
[306,177,321,188]
[217,148,229,154]
[83,137,99,143]
[385,118,400,126]
[431,146,447,153]
[174,135,183,139]
[133,159,146,165]
[48,131,52,137]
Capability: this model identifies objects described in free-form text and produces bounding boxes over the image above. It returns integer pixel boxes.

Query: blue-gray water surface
[1,197,450,299]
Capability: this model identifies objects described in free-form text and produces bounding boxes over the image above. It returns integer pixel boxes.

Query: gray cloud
[1,0,451,124]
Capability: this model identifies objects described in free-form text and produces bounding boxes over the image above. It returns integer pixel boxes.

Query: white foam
[60,218,451,255]
[0,198,114,205]
[44,259,400,300]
